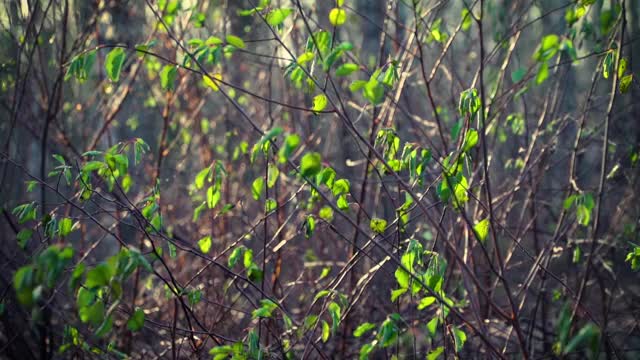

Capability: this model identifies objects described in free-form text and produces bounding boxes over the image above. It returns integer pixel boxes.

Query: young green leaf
[335,63,359,76]
[58,218,74,237]
[198,235,212,254]
[370,218,387,234]
[417,296,437,310]
[427,346,444,360]
[297,52,315,65]
[160,65,178,91]
[321,320,330,342]
[312,94,328,113]
[300,152,322,178]
[252,177,264,200]
[453,326,467,352]
[127,308,145,332]
[473,218,490,243]
[462,129,479,152]
[207,186,221,209]
[203,73,222,91]
[225,35,246,49]
[353,322,376,337]
[105,48,126,82]
[266,8,293,26]
[619,74,633,94]
[278,134,300,163]
[328,8,347,26]
[536,61,549,85]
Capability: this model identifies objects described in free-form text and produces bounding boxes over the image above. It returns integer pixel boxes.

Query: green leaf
[313,289,331,302]
[192,201,206,222]
[278,134,300,163]
[203,73,222,91]
[533,34,560,62]
[564,323,599,355]
[337,194,349,210]
[335,63,359,76]
[573,245,582,264]
[561,39,577,61]
[85,263,113,289]
[16,229,33,249]
[266,8,293,26]
[105,48,126,82]
[331,178,350,196]
[363,78,384,105]
[390,288,407,302]
[297,51,315,65]
[359,342,376,360]
[267,164,279,188]
[198,235,212,254]
[453,326,467,352]
[252,299,278,319]
[619,74,633,94]
[79,300,105,326]
[321,320,330,342]
[305,215,316,238]
[225,35,246,49]
[461,9,472,31]
[58,218,74,237]
[462,129,479,152]
[160,65,178,91]
[265,198,277,213]
[379,317,399,347]
[603,51,614,79]
[95,315,113,338]
[511,67,526,82]
[319,206,334,221]
[618,57,627,78]
[473,218,490,243]
[127,308,145,332]
[300,152,322,178]
[417,296,437,310]
[75,285,93,308]
[459,88,480,116]
[312,94,328,113]
[328,8,347,26]
[317,167,336,187]
[252,177,264,200]
[394,268,410,290]
[328,302,341,334]
[349,80,367,92]
[354,322,376,337]
[228,246,245,267]
[207,186,221,209]
[536,61,549,85]
[195,166,211,189]
[369,218,387,234]
[427,346,444,360]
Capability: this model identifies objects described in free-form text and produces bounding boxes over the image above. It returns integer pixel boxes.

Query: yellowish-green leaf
[335,63,359,76]
[203,73,222,91]
[266,8,293,26]
[417,296,437,310]
[321,320,330,343]
[226,35,246,49]
[619,74,633,94]
[329,8,347,26]
[312,94,328,113]
[473,218,490,243]
[198,235,212,254]
[297,51,315,65]
[300,152,322,177]
[370,218,387,234]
